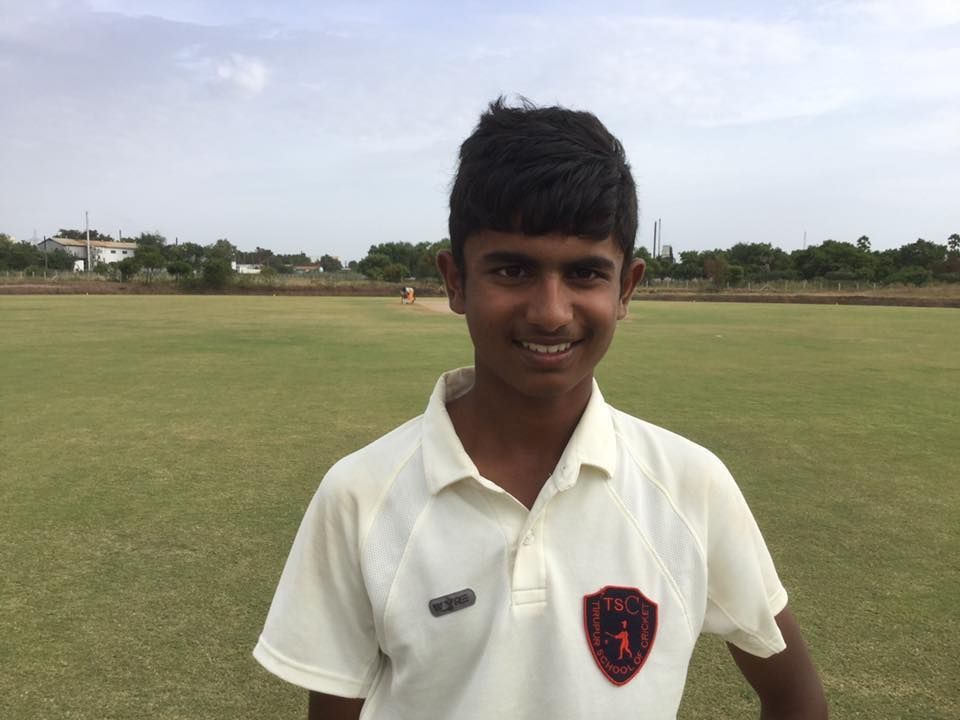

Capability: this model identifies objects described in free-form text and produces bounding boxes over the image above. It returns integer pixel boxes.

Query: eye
[494,265,528,279]
[569,266,606,282]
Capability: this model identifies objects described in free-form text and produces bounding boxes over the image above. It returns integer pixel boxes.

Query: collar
[421,367,617,495]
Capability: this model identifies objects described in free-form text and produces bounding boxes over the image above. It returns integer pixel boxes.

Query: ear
[617,257,645,320]
[436,250,466,315]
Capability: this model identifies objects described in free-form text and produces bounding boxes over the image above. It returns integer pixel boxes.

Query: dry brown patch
[414,297,456,314]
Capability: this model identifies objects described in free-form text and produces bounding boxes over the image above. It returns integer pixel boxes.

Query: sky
[1,1,958,261]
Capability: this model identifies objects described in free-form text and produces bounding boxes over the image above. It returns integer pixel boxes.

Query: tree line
[5,230,958,288]
[637,235,960,287]
[1,233,76,271]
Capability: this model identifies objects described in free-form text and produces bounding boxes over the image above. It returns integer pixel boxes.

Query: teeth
[522,341,572,354]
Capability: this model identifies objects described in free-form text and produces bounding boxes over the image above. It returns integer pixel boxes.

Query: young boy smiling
[254,99,827,719]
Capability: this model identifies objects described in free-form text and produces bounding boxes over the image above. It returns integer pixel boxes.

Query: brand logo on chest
[583,585,658,686]
[429,588,476,617]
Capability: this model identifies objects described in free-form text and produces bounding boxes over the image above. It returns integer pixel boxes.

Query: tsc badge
[583,585,658,686]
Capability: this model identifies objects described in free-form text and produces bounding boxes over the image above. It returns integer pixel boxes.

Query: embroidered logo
[428,588,476,617]
[583,585,658,686]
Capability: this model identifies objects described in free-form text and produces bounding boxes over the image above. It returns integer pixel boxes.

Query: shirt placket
[510,461,577,608]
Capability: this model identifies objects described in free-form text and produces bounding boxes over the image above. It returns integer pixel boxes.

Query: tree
[202,258,233,289]
[116,257,142,281]
[136,232,166,249]
[320,254,343,273]
[888,265,932,286]
[46,248,77,271]
[167,242,205,268]
[856,235,871,252]
[727,265,745,287]
[0,238,46,271]
[166,260,193,281]
[134,245,166,282]
[206,238,237,261]
[382,262,408,283]
[791,240,873,281]
[946,234,959,256]
[357,252,392,280]
[356,241,446,280]
[673,250,704,280]
[935,234,960,280]
[702,253,730,287]
[56,228,111,241]
[898,238,945,271]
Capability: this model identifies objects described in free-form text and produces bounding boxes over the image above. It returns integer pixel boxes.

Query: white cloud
[820,0,960,29]
[215,53,268,95]
[174,46,269,96]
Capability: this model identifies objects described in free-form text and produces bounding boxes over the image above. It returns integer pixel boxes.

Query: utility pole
[85,211,91,272]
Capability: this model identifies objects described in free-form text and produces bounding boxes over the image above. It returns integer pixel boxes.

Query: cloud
[173,45,269,97]
[819,0,960,29]
[215,53,268,95]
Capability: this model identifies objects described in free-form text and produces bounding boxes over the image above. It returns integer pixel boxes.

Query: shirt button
[522,533,534,546]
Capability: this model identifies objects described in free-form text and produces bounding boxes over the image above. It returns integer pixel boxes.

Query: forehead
[465,230,624,265]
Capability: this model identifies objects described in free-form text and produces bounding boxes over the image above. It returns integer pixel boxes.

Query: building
[36,237,139,270]
[231,262,262,274]
[293,264,323,274]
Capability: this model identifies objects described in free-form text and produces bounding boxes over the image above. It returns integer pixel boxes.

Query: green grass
[1,296,957,719]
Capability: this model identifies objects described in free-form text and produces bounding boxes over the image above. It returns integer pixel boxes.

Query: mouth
[519,340,575,355]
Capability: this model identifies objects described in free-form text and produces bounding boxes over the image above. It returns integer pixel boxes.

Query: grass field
[2,296,958,719]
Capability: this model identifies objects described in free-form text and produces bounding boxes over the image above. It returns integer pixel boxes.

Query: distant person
[254,98,827,719]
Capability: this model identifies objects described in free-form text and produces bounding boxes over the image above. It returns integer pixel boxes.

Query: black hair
[448,97,638,272]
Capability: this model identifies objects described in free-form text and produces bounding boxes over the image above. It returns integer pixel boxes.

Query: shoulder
[605,405,744,529]
[608,406,729,483]
[314,414,427,515]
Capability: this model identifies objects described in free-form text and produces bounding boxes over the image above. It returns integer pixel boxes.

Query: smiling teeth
[522,341,572,354]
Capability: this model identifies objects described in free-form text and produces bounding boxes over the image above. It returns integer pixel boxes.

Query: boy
[253,99,827,719]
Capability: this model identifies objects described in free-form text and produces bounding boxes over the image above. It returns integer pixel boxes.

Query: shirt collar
[421,367,617,495]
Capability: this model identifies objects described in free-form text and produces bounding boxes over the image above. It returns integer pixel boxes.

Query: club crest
[583,585,658,686]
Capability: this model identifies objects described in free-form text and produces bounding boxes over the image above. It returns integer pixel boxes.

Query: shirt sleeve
[253,470,382,697]
[700,462,788,658]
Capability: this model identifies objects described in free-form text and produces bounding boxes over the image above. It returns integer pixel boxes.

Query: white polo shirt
[253,368,787,719]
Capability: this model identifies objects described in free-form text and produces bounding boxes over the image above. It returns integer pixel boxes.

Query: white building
[231,262,262,274]
[36,237,139,270]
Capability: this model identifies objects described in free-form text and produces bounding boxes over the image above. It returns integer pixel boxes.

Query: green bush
[886,265,932,286]
[116,257,142,281]
[202,259,233,290]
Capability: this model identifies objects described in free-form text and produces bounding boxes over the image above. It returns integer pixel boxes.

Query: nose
[526,275,573,332]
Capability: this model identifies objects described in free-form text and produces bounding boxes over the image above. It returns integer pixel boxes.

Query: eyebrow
[479,251,618,273]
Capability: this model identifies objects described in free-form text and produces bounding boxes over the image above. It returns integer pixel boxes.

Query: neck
[445,366,593,487]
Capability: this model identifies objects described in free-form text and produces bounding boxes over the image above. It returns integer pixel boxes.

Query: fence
[640,278,891,293]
